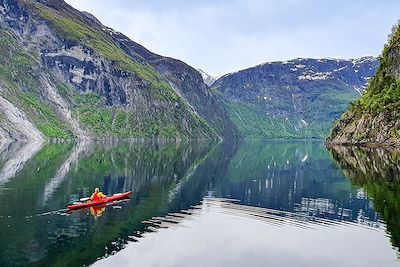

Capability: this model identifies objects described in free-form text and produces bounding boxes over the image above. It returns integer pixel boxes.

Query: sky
[65,0,400,77]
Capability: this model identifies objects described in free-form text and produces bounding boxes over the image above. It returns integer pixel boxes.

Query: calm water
[0,140,399,267]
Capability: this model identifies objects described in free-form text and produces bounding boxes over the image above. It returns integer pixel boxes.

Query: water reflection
[95,196,397,267]
[329,145,400,253]
[0,140,399,266]
[0,141,43,187]
[214,141,379,224]
[0,140,221,266]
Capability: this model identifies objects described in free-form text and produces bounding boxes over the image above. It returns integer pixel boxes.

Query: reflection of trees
[0,141,227,267]
[42,141,219,266]
[216,141,357,216]
[329,145,400,253]
[0,143,74,267]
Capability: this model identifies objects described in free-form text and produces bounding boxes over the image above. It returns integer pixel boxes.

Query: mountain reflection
[0,140,399,266]
[215,141,379,224]
[0,140,223,266]
[329,145,400,253]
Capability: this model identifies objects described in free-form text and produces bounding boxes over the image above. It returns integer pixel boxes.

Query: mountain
[0,0,383,142]
[211,57,378,138]
[197,69,217,86]
[327,23,400,147]
[0,0,238,142]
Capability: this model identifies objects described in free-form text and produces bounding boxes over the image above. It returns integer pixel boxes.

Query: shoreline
[325,140,400,149]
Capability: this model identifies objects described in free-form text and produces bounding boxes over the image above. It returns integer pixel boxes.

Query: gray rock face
[108,29,239,138]
[212,57,379,138]
[0,0,237,140]
[215,57,377,100]
[0,0,383,141]
[328,110,400,146]
[0,95,44,141]
[327,24,400,147]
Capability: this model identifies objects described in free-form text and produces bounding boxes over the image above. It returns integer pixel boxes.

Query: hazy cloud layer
[65,0,400,76]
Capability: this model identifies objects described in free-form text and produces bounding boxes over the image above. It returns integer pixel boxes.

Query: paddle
[78,193,122,203]
[79,193,119,202]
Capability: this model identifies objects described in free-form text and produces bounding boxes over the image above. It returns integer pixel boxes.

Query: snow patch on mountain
[197,69,218,86]
[299,72,331,81]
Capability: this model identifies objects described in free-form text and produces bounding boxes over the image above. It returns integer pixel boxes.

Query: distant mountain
[0,0,382,142]
[197,69,218,86]
[0,0,238,141]
[327,24,400,146]
[212,57,379,138]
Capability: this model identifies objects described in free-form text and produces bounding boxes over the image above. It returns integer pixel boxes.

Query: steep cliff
[327,23,400,146]
[0,0,237,141]
[212,57,378,138]
[107,28,239,138]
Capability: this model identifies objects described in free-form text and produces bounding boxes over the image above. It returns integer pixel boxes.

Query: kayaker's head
[95,187,99,193]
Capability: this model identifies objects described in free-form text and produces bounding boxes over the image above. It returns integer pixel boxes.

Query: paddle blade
[80,197,90,202]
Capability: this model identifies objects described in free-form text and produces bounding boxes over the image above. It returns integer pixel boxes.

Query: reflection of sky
[1,140,398,266]
[216,144,380,225]
[94,200,398,267]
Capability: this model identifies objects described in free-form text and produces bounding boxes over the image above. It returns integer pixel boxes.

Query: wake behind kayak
[67,191,132,211]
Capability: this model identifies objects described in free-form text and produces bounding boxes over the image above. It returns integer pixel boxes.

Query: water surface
[0,140,399,266]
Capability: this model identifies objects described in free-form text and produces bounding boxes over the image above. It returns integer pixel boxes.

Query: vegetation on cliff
[0,29,73,139]
[352,22,400,113]
[213,57,378,139]
[327,22,400,146]
[0,0,219,140]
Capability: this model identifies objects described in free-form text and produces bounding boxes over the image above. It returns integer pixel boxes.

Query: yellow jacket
[90,191,106,201]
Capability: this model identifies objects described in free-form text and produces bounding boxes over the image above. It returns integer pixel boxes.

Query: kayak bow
[67,191,132,210]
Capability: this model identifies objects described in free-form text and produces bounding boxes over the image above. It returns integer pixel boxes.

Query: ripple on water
[92,197,398,267]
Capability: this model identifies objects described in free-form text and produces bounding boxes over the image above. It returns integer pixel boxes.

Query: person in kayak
[90,187,106,201]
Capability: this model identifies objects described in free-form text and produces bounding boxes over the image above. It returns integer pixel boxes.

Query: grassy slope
[34,3,173,97]
[354,24,400,114]
[328,24,400,142]
[0,1,217,139]
[0,29,74,139]
[222,83,359,139]
[31,2,216,139]
[57,84,179,138]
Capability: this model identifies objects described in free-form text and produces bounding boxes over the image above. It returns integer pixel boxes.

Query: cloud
[65,0,400,76]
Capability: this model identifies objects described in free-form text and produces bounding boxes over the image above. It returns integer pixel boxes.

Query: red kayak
[67,191,132,210]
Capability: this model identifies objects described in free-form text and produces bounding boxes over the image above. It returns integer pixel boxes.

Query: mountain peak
[197,69,218,86]
[211,57,379,138]
[0,0,239,140]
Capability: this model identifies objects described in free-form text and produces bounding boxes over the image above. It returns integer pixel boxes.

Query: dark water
[0,140,399,267]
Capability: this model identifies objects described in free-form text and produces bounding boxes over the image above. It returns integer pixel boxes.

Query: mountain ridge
[0,0,239,141]
[212,56,379,138]
[0,0,383,142]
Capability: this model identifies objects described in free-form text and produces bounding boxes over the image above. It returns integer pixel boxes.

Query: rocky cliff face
[0,0,384,142]
[0,0,237,141]
[108,30,239,138]
[327,24,400,147]
[212,57,378,138]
